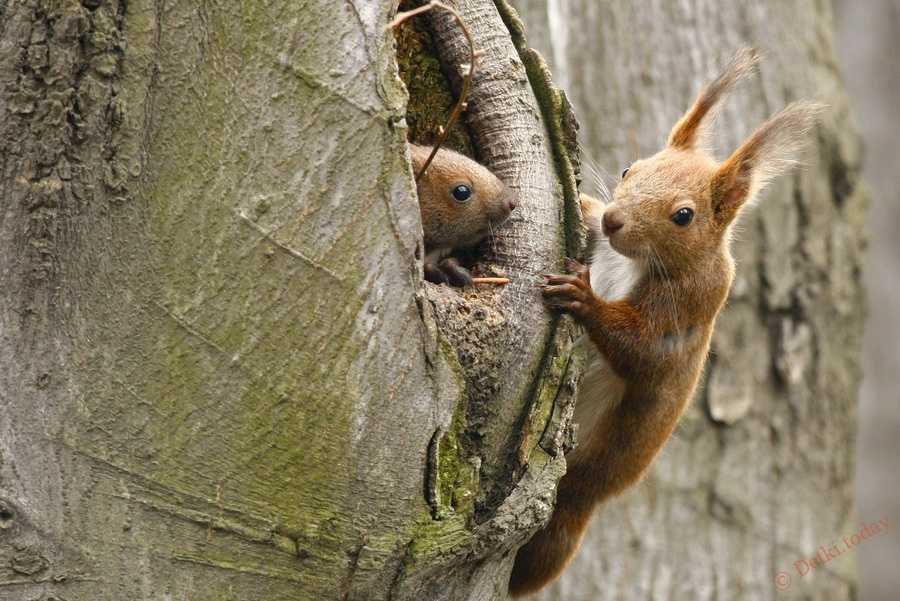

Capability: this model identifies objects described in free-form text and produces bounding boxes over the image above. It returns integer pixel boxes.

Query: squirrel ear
[408,143,428,173]
[711,101,824,225]
[668,48,759,150]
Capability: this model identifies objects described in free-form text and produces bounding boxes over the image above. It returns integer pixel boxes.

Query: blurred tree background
[834,2,900,601]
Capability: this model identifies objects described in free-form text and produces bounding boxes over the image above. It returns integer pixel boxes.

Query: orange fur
[409,143,513,257]
[509,49,822,596]
[409,144,516,285]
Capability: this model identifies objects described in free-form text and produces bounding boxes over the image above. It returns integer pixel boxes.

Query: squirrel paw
[425,257,473,287]
[540,258,598,320]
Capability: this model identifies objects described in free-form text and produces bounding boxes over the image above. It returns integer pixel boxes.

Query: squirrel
[409,143,516,285]
[508,49,822,596]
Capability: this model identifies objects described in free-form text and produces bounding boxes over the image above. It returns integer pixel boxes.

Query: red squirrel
[509,49,822,596]
[409,143,516,285]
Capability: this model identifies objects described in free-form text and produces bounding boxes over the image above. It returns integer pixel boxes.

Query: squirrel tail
[508,477,594,597]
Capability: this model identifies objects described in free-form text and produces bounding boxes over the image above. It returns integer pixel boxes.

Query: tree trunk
[511,1,867,600]
[0,1,579,600]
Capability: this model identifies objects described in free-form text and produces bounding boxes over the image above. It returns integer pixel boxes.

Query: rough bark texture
[511,1,866,600]
[0,1,580,600]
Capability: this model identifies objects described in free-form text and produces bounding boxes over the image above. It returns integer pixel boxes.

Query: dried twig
[471,277,510,286]
[388,1,477,182]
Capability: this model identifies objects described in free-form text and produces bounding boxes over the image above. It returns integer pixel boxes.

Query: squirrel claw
[541,283,582,298]
[541,265,597,321]
[564,257,590,278]
[543,274,580,286]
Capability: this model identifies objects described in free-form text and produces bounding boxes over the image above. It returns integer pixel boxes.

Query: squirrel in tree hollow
[409,143,516,285]
[509,49,822,596]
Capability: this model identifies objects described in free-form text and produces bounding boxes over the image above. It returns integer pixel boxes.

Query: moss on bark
[394,0,474,155]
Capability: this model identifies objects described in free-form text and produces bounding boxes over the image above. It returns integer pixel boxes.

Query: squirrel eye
[451,184,472,202]
[671,207,694,226]
[621,168,630,179]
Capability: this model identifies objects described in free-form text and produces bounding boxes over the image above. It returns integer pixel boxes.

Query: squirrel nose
[602,210,625,235]
[501,186,517,213]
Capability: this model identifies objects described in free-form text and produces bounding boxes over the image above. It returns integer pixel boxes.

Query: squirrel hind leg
[508,500,591,597]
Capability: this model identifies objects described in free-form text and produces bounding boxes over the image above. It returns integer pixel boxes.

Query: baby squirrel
[409,143,516,285]
[509,49,822,596]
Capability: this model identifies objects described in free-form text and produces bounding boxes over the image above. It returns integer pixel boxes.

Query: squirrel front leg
[511,260,656,598]
[424,255,473,287]
[541,258,651,377]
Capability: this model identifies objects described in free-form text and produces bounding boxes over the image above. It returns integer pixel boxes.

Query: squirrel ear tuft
[408,143,428,173]
[711,101,825,225]
[668,48,759,150]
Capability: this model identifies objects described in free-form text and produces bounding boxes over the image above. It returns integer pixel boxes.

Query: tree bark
[511,1,867,600]
[0,1,579,600]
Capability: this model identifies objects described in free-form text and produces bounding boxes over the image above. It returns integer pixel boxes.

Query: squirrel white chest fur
[569,207,643,466]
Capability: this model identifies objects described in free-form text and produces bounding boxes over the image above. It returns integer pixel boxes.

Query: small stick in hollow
[388,1,477,181]
[471,277,510,286]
